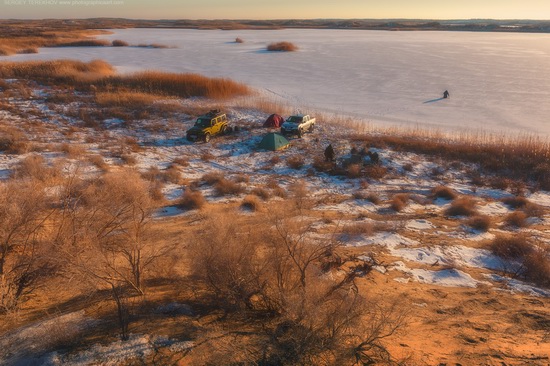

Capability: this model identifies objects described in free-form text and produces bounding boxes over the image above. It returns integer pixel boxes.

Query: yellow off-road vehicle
[186,110,230,143]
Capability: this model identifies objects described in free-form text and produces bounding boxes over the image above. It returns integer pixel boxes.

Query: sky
[1,0,550,20]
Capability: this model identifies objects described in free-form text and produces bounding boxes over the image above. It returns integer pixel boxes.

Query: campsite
[0,21,549,365]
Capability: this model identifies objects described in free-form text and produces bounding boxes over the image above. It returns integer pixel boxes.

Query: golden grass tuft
[178,189,206,210]
[267,41,298,52]
[431,185,458,200]
[445,196,478,217]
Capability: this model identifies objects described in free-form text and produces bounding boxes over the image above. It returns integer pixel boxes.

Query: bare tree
[0,179,53,313]
[187,207,408,365]
[55,169,173,338]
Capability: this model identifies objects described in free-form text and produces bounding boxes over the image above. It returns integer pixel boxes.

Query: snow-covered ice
[7,28,550,136]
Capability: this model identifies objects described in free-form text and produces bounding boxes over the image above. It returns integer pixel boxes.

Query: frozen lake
[6,28,550,136]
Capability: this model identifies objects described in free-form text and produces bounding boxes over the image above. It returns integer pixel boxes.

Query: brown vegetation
[267,41,298,52]
[111,39,129,47]
[0,60,251,100]
[178,189,206,210]
[467,215,492,232]
[431,185,458,200]
[390,193,410,212]
[445,196,478,217]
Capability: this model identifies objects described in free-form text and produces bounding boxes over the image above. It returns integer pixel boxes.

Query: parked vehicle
[280,114,316,138]
[186,110,230,142]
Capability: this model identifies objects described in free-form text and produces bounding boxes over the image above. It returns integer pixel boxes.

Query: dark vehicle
[186,110,229,143]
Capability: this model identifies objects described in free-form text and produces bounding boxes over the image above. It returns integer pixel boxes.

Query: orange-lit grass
[0,60,251,100]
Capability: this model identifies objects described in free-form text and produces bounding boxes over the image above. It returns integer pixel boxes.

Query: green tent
[258,132,290,151]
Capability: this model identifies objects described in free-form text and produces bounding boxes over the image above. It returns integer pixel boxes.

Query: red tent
[263,114,284,128]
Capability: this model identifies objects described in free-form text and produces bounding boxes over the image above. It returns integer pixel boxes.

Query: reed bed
[0,60,251,100]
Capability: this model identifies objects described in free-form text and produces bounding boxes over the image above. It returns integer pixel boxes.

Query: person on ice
[443,90,450,99]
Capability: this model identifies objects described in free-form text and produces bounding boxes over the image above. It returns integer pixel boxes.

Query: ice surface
[8,28,550,136]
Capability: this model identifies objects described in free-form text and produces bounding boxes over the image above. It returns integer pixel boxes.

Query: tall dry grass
[0,60,251,100]
[345,125,550,189]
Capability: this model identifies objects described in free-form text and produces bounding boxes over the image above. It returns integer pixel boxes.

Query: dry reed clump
[390,193,410,212]
[201,172,224,186]
[431,185,458,200]
[241,195,261,211]
[178,189,206,210]
[504,211,529,228]
[0,126,28,154]
[251,187,271,201]
[287,155,305,170]
[235,37,244,43]
[466,215,492,232]
[501,196,529,209]
[111,40,129,47]
[88,154,109,171]
[214,178,245,196]
[59,143,86,159]
[267,41,298,52]
[445,196,478,217]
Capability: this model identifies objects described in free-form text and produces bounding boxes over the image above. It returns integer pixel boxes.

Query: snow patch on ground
[392,261,480,288]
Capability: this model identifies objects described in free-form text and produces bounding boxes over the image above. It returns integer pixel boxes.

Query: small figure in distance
[443,90,450,99]
[324,144,335,162]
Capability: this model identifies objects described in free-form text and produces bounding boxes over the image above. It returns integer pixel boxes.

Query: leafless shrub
[504,211,529,228]
[112,39,129,47]
[466,215,492,232]
[188,210,407,365]
[402,163,414,172]
[390,193,410,212]
[489,234,533,260]
[233,174,249,183]
[286,155,305,170]
[431,185,458,200]
[214,179,245,196]
[235,37,244,43]
[178,189,206,210]
[12,154,59,182]
[267,41,298,52]
[523,247,550,288]
[445,196,478,217]
[0,179,52,312]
